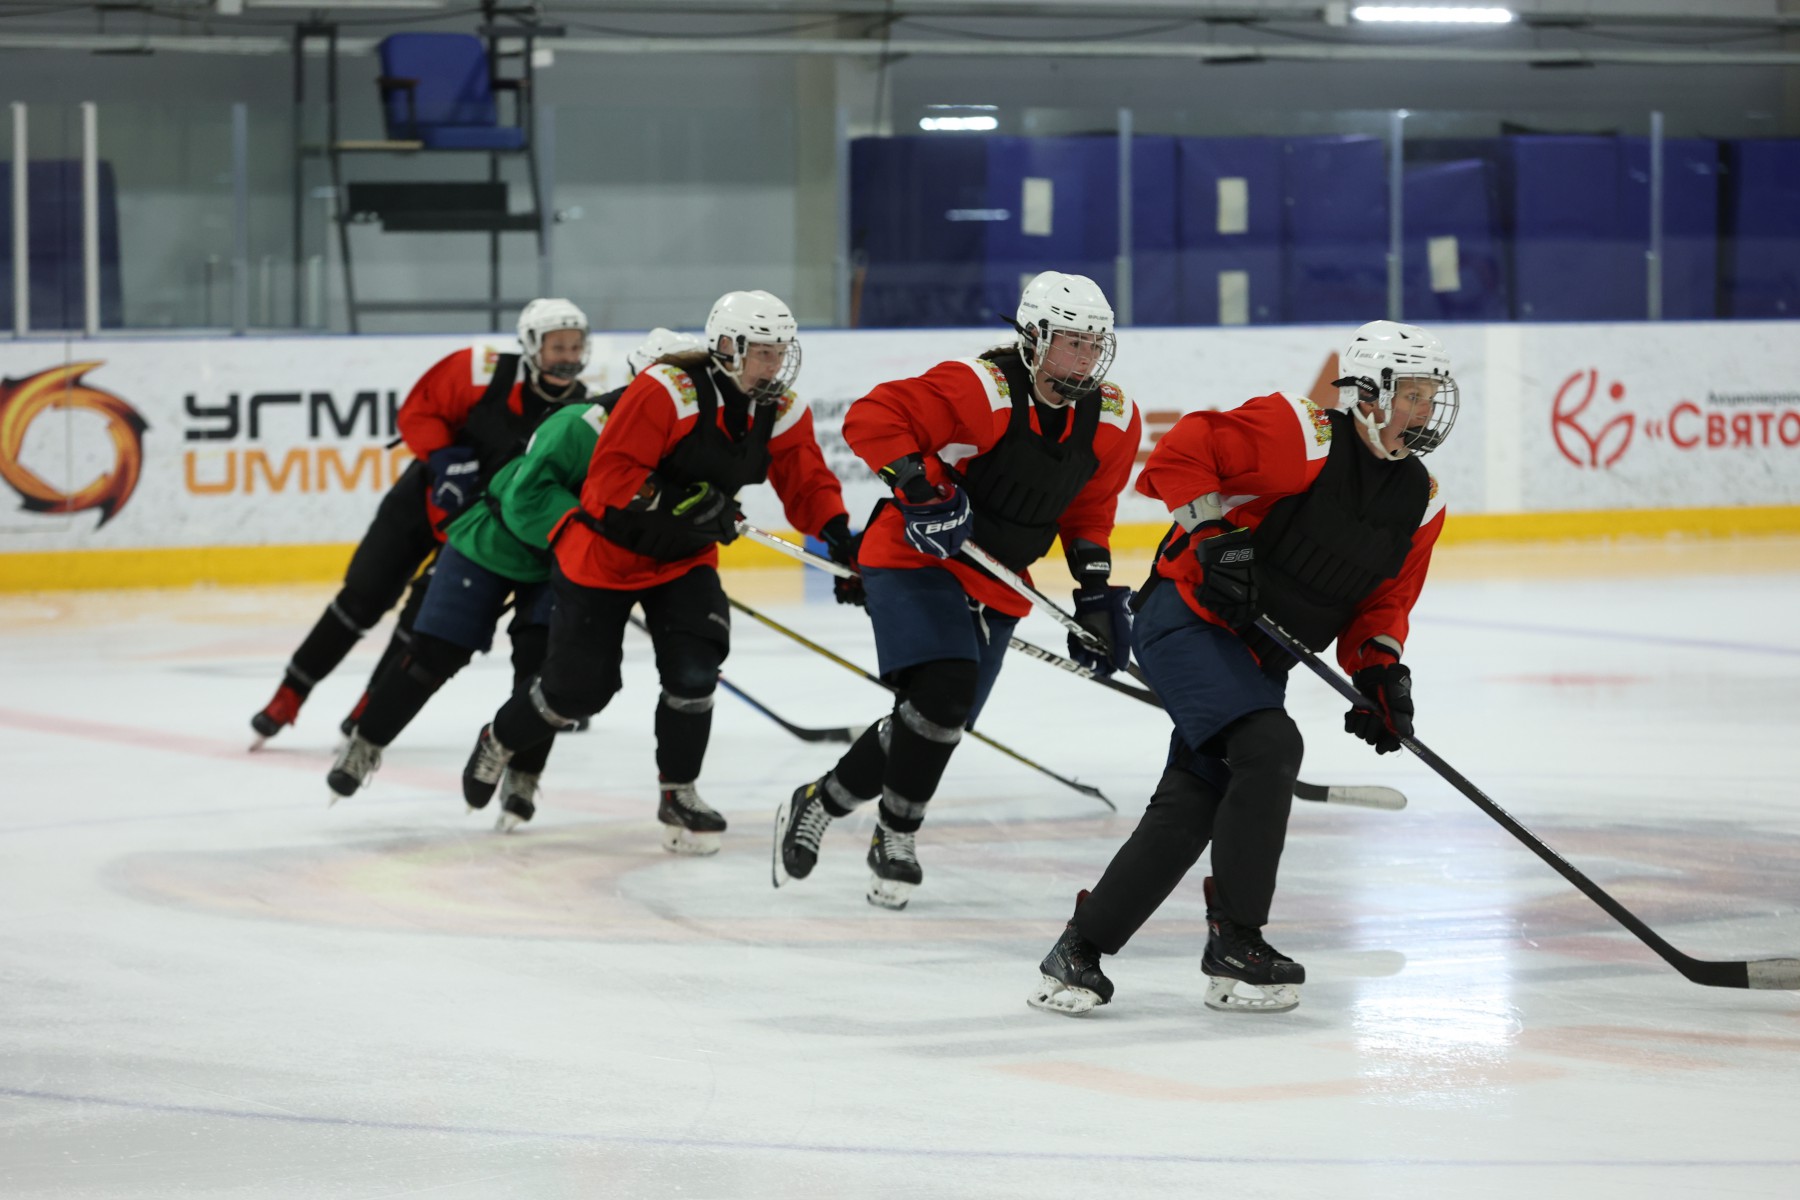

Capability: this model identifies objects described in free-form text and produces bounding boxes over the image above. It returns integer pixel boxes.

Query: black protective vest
[457,353,588,483]
[949,353,1103,573]
[1240,410,1431,669]
[596,366,776,561]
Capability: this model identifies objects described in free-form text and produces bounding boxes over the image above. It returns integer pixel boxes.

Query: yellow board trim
[5,505,1800,592]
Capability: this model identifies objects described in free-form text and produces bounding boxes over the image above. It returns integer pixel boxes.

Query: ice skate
[658,780,726,855]
[462,724,513,810]
[865,822,921,910]
[249,682,303,749]
[325,731,383,804]
[772,776,834,887]
[1201,878,1304,1013]
[1028,895,1114,1016]
[495,768,539,833]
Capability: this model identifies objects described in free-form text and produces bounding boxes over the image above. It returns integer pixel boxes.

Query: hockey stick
[739,522,1403,811]
[953,535,1407,812]
[725,594,1114,809]
[1256,613,1800,991]
[626,614,855,744]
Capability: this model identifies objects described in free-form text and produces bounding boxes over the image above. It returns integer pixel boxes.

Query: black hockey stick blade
[1257,615,1800,991]
[626,614,855,745]
[1291,779,1409,810]
[716,675,856,743]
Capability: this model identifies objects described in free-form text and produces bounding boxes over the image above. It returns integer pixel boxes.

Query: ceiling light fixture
[1351,6,1514,24]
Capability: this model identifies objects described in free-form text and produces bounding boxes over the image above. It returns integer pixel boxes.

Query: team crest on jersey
[1098,381,1124,416]
[1302,398,1333,446]
[1428,474,1439,501]
[664,367,699,407]
[976,357,1012,400]
[773,389,797,420]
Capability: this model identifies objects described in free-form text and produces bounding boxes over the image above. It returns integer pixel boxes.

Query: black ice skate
[658,780,726,856]
[865,822,922,910]
[1028,892,1114,1016]
[326,731,383,804]
[462,724,513,810]
[772,776,834,887]
[495,768,539,833]
[249,682,303,749]
[1201,877,1305,1013]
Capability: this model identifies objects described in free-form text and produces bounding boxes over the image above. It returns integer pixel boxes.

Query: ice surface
[2,540,1798,1199]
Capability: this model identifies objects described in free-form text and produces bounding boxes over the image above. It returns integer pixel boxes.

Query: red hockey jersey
[1137,391,1446,675]
[844,356,1143,619]
[396,345,537,536]
[553,362,847,590]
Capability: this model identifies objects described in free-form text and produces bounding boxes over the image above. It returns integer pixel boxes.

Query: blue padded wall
[1129,135,1180,326]
[1175,137,1283,325]
[1722,139,1800,318]
[850,136,992,328]
[1509,136,1718,321]
[0,160,123,331]
[1282,136,1389,323]
[1402,159,1507,321]
[982,136,1120,327]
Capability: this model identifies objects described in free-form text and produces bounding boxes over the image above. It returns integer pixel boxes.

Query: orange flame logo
[0,362,149,527]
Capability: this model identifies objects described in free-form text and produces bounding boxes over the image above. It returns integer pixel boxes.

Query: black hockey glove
[427,446,481,517]
[819,514,865,607]
[1345,662,1414,754]
[882,455,972,560]
[1070,585,1134,677]
[670,481,741,545]
[1194,524,1258,632]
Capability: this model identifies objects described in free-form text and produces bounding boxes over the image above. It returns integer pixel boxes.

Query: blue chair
[376,33,527,151]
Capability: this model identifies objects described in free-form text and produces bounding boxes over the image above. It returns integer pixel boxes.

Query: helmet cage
[1021,322,1117,405]
[1338,368,1460,459]
[517,299,591,384]
[712,335,802,405]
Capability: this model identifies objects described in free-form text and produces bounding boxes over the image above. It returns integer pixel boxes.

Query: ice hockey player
[325,329,703,829]
[1028,320,1457,1017]
[459,291,853,854]
[772,271,1142,909]
[249,299,592,746]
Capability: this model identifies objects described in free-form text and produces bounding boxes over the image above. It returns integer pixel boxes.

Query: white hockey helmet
[1334,320,1459,459]
[704,289,801,403]
[1013,271,1117,405]
[626,327,706,377]
[517,298,590,382]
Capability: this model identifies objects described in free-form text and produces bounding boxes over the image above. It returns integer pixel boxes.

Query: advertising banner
[1,322,1794,559]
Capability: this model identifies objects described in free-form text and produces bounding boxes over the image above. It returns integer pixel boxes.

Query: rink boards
[2,321,1799,589]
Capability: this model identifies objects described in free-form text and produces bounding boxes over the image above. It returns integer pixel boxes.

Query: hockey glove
[819,514,865,607]
[427,446,481,517]
[1070,585,1134,677]
[670,481,741,545]
[1194,524,1258,632]
[881,453,973,560]
[1345,662,1414,754]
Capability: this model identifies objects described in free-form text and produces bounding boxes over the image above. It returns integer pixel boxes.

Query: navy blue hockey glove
[1070,585,1133,677]
[671,481,741,545]
[427,446,481,516]
[1194,525,1258,632]
[1346,661,1414,754]
[819,514,865,607]
[897,488,971,559]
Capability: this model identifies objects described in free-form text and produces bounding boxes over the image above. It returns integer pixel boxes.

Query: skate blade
[662,825,722,856]
[1027,975,1104,1016]
[1203,975,1300,1013]
[770,803,797,888]
[865,874,915,910]
[494,810,529,834]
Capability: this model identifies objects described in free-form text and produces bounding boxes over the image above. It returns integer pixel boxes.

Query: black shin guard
[826,721,888,816]
[285,594,373,696]
[1076,763,1223,955]
[654,690,713,783]
[876,659,976,834]
[1209,709,1303,928]
[492,679,571,759]
[355,636,473,747]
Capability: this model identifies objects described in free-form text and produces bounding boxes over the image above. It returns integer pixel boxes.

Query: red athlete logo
[0,361,149,526]
[1551,368,1634,470]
